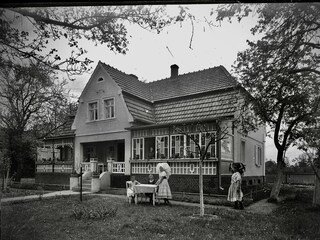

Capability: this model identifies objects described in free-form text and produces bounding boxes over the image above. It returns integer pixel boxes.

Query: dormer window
[88,101,98,121]
[97,77,104,82]
[104,98,115,119]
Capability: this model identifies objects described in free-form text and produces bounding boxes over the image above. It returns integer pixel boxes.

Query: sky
[55,4,303,162]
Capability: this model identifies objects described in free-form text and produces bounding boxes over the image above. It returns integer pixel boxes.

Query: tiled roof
[154,91,238,124]
[100,62,151,101]
[100,61,238,102]
[149,66,238,101]
[123,94,154,124]
[99,61,240,124]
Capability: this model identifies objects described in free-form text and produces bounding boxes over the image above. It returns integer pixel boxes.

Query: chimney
[129,74,138,80]
[170,64,179,78]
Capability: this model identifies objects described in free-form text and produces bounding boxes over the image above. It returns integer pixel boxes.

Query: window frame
[200,132,217,159]
[156,135,169,159]
[185,133,200,159]
[254,145,262,166]
[240,140,246,163]
[103,97,115,119]
[88,100,99,121]
[132,138,144,160]
[170,134,185,158]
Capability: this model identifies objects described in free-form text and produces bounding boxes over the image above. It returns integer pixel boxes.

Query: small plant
[72,204,117,220]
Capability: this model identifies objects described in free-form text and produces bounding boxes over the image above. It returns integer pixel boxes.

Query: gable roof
[99,61,238,102]
[99,61,240,124]
[100,62,152,101]
[148,66,238,101]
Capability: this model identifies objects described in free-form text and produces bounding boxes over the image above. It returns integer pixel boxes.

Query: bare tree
[173,119,231,217]
[0,61,72,181]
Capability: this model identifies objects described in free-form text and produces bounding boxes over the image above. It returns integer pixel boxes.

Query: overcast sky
[60,4,302,162]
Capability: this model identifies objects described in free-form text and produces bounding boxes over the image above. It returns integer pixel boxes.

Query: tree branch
[289,68,320,75]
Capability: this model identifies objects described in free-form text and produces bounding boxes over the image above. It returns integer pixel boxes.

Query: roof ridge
[147,65,221,85]
[100,61,141,80]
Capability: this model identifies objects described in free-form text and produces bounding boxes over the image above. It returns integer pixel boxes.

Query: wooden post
[80,166,82,202]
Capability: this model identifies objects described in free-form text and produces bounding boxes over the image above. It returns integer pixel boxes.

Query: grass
[1,187,51,199]
[2,186,320,240]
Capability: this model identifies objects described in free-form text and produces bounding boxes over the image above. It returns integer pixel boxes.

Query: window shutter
[254,145,258,166]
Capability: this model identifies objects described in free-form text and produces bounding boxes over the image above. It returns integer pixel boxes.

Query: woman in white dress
[156,166,172,204]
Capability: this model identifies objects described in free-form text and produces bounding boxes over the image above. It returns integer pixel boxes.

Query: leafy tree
[0,61,72,180]
[0,5,188,182]
[216,3,320,201]
[265,160,277,175]
[1,6,184,79]
[291,153,314,173]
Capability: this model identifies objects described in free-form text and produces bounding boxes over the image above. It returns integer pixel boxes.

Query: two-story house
[66,61,265,193]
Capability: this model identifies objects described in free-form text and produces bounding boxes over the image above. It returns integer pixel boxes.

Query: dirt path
[245,198,279,214]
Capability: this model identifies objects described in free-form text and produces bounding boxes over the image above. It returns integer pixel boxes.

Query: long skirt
[157,178,172,199]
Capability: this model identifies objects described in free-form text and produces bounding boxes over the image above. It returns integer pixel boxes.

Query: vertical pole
[217,128,222,191]
[80,166,82,202]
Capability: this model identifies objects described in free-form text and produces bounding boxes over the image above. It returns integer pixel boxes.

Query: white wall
[234,125,266,177]
[72,63,133,175]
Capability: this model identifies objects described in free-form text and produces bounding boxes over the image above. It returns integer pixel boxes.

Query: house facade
[36,61,265,193]
[35,115,75,186]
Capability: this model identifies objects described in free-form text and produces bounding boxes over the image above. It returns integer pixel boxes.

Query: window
[104,98,115,119]
[97,77,104,82]
[144,137,155,160]
[171,135,184,158]
[156,136,169,159]
[88,102,98,121]
[186,133,200,158]
[255,145,262,166]
[200,132,216,159]
[240,140,246,163]
[132,138,144,160]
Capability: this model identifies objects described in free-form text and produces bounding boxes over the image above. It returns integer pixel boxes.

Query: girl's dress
[227,172,243,202]
[157,171,172,200]
[126,180,139,198]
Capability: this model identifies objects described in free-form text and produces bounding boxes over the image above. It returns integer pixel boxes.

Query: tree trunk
[269,150,285,202]
[313,168,320,207]
[4,165,11,191]
[199,159,204,217]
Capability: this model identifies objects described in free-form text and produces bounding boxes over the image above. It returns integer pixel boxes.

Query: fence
[266,173,315,185]
[36,163,73,173]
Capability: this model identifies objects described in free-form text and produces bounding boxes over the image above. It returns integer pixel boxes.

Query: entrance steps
[72,176,92,192]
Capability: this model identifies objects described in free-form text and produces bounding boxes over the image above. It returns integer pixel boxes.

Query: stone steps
[72,177,92,192]
[72,186,91,192]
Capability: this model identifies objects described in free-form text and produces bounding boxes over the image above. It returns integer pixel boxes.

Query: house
[36,61,266,193]
[35,115,75,187]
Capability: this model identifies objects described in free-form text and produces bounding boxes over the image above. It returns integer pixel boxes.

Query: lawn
[2,187,320,240]
[1,188,51,199]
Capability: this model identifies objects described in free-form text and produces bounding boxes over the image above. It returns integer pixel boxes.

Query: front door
[117,141,125,162]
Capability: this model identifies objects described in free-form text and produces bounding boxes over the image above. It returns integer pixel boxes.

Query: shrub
[72,204,117,220]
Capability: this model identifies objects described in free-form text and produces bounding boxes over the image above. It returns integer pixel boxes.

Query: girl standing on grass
[227,162,245,210]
